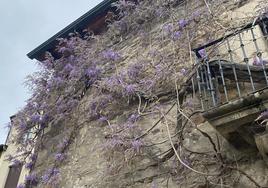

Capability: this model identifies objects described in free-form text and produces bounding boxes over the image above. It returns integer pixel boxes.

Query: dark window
[4,165,22,188]
[0,145,8,158]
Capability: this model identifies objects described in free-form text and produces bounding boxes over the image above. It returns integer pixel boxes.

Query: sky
[0,0,103,144]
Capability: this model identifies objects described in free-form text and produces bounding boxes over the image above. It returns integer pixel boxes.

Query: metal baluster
[250,27,268,85]
[203,67,211,108]
[195,56,204,110]
[238,32,255,92]
[217,53,229,102]
[203,65,210,107]
[205,58,216,107]
[226,39,241,97]
[203,65,210,92]
[200,64,208,109]
[191,78,196,98]
[197,71,205,110]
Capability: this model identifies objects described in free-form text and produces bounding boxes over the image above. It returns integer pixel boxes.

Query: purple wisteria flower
[125,122,136,129]
[66,99,79,110]
[178,19,188,28]
[163,23,173,34]
[67,54,75,63]
[30,114,41,124]
[58,46,72,55]
[53,76,64,88]
[112,74,124,85]
[41,168,60,184]
[42,59,54,70]
[261,110,268,118]
[25,161,34,170]
[40,114,50,127]
[182,157,191,167]
[124,84,136,96]
[41,173,50,184]
[98,116,108,123]
[128,114,140,123]
[55,153,66,162]
[107,137,124,148]
[257,110,268,120]
[69,67,80,79]
[16,184,25,188]
[18,122,27,131]
[173,31,181,40]
[29,153,38,161]
[63,63,74,73]
[127,63,143,81]
[25,173,38,185]
[140,79,155,91]
[57,138,69,150]
[89,105,101,119]
[198,49,207,59]
[131,139,143,152]
[66,37,76,50]
[102,49,121,61]
[56,101,66,114]
[85,66,102,84]
[155,64,163,75]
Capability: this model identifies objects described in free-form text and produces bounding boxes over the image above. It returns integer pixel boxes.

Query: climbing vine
[8,0,268,187]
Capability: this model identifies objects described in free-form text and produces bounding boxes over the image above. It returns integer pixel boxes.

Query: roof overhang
[27,0,116,61]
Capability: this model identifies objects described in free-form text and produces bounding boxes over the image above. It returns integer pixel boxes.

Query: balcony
[185,17,268,164]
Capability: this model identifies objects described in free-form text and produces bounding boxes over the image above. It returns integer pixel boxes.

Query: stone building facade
[3,0,268,188]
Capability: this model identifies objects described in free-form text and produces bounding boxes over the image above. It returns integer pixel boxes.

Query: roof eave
[27,0,116,60]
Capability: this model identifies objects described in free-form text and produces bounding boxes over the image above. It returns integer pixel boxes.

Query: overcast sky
[0,0,103,144]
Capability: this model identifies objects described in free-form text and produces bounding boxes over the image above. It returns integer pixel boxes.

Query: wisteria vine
[8,0,268,187]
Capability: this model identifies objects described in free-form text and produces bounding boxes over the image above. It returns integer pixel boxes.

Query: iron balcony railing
[185,17,268,111]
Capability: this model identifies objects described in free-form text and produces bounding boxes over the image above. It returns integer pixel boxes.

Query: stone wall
[35,105,268,187]
[32,0,268,187]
